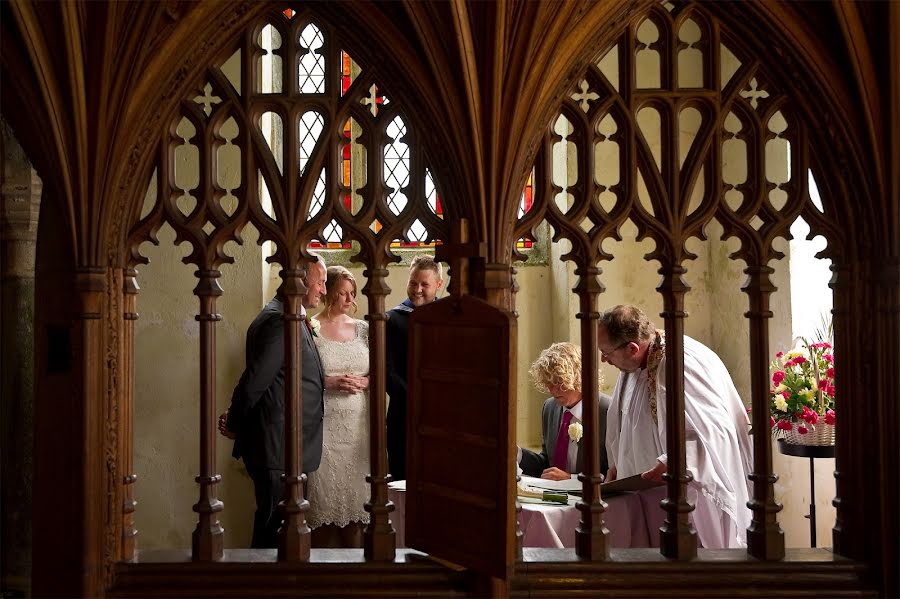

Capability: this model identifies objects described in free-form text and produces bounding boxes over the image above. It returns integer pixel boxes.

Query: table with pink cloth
[388,483,667,549]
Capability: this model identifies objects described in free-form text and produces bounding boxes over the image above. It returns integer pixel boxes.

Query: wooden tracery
[514,1,845,561]
[124,5,448,562]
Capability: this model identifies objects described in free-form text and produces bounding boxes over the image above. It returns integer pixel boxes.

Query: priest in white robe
[598,304,753,549]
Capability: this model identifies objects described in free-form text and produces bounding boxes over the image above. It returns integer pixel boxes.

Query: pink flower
[782,391,790,400]
[776,419,793,431]
[826,367,835,378]
[776,351,784,359]
[802,407,818,425]
[769,416,776,427]
[824,410,836,425]
[823,354,834,363]
[793,356,807,365]
[797,425,809,435]
[819,379,830,392]
[772,371,786,385]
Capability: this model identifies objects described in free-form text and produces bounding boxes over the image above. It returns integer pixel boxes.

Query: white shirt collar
[566,399,583,422]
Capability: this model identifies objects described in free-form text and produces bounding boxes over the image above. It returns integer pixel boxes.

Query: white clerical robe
[606,336,753,549]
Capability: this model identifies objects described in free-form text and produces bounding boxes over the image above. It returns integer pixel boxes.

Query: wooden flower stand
[777,439,835,547]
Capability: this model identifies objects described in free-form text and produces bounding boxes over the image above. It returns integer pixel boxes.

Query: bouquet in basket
[769,338,835,438]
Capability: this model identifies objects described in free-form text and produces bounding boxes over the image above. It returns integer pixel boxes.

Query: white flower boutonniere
[310,318,321,338]
[568,421,583,443]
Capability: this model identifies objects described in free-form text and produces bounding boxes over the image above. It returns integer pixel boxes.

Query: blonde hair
[322,265,357,317]
[529,342,583,394]
[410,254,442,280]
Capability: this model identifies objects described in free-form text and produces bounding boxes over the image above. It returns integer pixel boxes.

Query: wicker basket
[782,422,835,446]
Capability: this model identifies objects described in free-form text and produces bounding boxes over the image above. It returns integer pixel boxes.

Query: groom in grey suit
[519,394,611,479]
[223,255,328,548]
[518,342,610,481]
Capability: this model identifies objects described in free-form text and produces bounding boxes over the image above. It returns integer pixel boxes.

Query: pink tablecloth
[388,484,667,549]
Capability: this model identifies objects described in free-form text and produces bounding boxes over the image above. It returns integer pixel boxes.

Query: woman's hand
[606,465,617,482]
[326,375,369,393]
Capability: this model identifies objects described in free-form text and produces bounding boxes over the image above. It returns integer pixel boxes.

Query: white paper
[519,474,582,492]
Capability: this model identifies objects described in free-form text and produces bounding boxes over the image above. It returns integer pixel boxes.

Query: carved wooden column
[657,264,697,559]
[120,268,139,560]
[191,269,224,561]
[573,265,610,560]
[362,266,396,561]
[743,265,785,560]
[480,263,514,311]
[278,268,311,561]
[73,267,109,597]
[510,264,524,560]
[829,261,853,557]
[0,121,41,594]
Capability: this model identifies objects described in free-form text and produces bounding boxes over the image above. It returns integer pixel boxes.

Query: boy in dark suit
[518,342,610,481]
[385,255,443,482]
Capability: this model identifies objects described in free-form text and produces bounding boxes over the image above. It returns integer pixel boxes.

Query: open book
[600,474,665,496]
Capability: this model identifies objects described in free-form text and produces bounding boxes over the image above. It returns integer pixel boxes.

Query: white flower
[774,395,788,412]
[774,383,787,394]
[568,421,583,443]
[310,318,321,337]
[785,348,809,362]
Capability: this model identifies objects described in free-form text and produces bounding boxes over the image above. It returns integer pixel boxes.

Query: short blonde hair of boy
[410,254,442,280]
[529,342,584,394]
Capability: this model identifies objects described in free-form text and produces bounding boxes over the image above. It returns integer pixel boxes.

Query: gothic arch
[1,0,895,596]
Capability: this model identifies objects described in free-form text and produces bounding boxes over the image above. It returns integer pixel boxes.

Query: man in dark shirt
[385,255,443,482]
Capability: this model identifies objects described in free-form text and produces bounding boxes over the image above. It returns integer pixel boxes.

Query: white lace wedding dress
[307,320,371,529]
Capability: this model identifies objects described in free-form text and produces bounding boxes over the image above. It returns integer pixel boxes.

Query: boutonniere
[310,318,321,338]
[568,421,583,443]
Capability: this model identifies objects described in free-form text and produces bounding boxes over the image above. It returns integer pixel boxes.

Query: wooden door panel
[405,295,516,580]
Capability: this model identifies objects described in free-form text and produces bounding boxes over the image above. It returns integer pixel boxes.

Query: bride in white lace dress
[308,266,370,548]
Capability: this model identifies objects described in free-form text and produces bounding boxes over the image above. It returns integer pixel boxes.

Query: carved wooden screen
[514,2,844,561]
[124,5,447,562]
[405,295,517,579]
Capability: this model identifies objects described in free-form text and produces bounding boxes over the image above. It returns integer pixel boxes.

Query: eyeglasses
[599,341,630,359]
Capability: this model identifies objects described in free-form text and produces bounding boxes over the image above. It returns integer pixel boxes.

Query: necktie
[552,410,574,470]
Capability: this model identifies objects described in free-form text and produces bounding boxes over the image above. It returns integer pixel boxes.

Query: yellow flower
[774,395,788,412]
[774,383,787,394]
[800,388,816,401]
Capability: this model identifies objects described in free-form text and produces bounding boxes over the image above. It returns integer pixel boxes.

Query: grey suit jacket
[519,393,611,478]
[227,297,326,473]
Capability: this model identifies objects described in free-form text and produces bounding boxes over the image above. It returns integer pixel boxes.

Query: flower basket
[767,338,836,447]
[783,422,834,446]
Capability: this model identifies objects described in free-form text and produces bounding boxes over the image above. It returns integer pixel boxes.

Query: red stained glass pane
[341,52,352,96]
